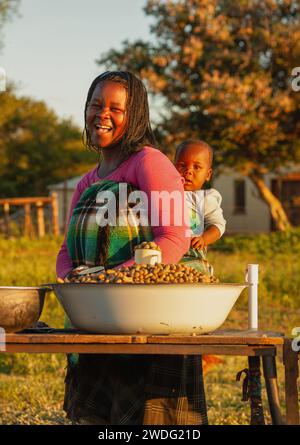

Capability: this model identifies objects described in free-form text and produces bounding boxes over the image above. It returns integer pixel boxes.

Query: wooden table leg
[248,356,265,425]
[262,355,285,424]
[283,338,299,425]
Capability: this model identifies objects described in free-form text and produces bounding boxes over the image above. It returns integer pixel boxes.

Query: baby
[174,139,226,253]
[175,139,226,373]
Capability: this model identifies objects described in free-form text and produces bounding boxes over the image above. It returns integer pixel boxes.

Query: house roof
[47,176,82,190]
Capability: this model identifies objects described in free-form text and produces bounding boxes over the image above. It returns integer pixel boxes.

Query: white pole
[246,264,259,330]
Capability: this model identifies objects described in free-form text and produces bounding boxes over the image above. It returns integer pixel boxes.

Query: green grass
[0,232,299,424]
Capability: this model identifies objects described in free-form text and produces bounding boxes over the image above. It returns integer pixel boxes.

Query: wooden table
[2,329,299,425]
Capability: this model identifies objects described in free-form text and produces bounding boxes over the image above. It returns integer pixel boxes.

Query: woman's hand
[190,235,206,250]
[61,265,90,281]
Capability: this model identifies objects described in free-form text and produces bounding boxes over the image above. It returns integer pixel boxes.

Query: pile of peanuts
[64,263,218,284]
[134,241,161,251]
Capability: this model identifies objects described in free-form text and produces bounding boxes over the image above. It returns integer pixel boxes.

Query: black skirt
[63,353,208,425]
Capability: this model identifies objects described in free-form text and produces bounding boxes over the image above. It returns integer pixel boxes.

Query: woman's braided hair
[83,71,157,159]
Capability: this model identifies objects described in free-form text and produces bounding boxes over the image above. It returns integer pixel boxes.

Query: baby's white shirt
[185,188,226,237]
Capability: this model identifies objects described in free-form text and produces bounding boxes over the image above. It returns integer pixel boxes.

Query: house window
[234,179,246,214]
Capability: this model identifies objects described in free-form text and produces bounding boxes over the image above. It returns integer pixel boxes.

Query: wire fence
[0,204,58,238]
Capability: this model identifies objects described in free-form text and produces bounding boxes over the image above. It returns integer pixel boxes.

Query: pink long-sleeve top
[56,146,190,278]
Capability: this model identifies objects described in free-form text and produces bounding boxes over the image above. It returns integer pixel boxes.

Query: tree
[0,89,96,197]
[0,1,96,198]
[99,0,300,231]
[0,0,19,52]
[0,1,96,197]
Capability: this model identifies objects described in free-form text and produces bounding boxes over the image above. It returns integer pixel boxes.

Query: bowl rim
[50,282,248,287]
[0,286,49,290]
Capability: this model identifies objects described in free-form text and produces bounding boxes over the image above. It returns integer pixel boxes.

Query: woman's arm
[120,149,190,267]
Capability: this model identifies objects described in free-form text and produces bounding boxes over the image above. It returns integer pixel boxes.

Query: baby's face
[175,143,212,191]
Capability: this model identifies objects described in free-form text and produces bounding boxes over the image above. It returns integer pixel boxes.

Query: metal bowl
[0,286,49,333]
[51,282,248,334]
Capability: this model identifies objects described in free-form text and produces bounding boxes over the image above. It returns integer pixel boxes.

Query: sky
[0,0,152,127]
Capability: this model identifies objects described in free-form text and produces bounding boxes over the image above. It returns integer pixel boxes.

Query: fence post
[24,203,32,237]
[36,201,45,238]
[3,202,10,238]
[51,193,59,236]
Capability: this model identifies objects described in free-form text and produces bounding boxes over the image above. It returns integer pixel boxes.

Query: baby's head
[174,139,213,191]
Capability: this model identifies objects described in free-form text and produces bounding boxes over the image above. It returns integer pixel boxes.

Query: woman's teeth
[95,125,112,133]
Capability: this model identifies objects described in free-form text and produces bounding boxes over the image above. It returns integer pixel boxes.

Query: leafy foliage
[212,227,300,255]
[98,0,300,229]
[0,90,96,197]
[0,0,19,52]
[0,1,96,198]
[99,0,300,170]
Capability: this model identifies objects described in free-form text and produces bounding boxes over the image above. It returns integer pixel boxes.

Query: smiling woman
[56,71,208,426]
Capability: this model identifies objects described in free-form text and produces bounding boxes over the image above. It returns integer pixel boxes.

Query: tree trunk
[248,172,291,232]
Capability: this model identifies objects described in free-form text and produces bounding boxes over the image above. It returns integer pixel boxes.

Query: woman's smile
[94,124,113,134]
[87,80,127,149]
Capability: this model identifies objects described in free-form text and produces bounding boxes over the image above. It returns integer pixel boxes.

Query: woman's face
[86,80,127,149]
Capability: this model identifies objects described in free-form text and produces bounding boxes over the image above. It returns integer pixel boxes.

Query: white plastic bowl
[51,282,247,334]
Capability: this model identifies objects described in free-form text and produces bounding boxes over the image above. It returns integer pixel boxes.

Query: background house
[214,166,300,233]
[49,166,300,234]
[48,177,82,233]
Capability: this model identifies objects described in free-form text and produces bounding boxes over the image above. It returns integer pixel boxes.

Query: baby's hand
[191,235,206,250]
